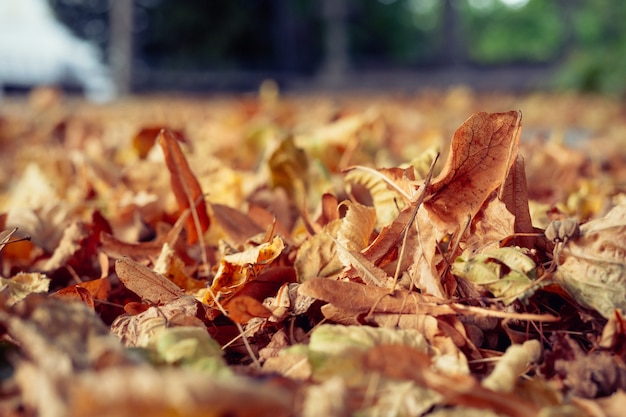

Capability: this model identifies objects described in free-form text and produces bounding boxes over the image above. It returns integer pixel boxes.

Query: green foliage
[461,0,564,63]
[556,0,626,95]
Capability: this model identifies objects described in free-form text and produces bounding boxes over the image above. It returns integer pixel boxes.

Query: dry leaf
[464,194,516,255]
[344,165,415,226]
[110,296,201,347]
[268,136,309,201]
[425,111,522,233]
[211,203,265,245]
[554,204,626,318]
[364,344,540,417]
[452,247,538,304]
[158,129,210,244]
[0,272,50,305]
[501,155,535,247]
[64,366,292,417]
[0,227,18,252]
[225,295,272,324]
[294,220,343,281]
[205,236,285,303]
[115,257,185,304]
[52,277,111,309]
[481,339,541,392]
[133,126,186,159]
[298,277,455,316]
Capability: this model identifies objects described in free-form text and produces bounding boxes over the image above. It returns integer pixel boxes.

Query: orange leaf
[224,295,272,324]
[158,129,210,244]
[53,277,111,307]
[52,286,95,309]
[425,111,522,233]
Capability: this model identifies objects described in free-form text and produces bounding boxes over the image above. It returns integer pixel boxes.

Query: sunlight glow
[500,0,530,9]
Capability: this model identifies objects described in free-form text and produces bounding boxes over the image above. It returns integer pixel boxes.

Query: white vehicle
[0,0,114,101]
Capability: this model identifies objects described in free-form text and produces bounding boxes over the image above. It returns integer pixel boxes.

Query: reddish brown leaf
[317,192,340,227]
[158,129,210,244]
[425,111,522,233]
[133,126,186,159]
[115,257,184,305]
[501,155,535,248]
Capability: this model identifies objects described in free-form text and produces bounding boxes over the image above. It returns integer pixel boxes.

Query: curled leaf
[158,129,210,244]
[205,236,285,303]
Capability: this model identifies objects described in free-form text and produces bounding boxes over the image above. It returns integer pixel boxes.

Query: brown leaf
[501,155,535,248]
[364,344,540,417]
[361,205,419,275]
[464,194,516,255]
[548,333,626,398]
[554,204,626,318]
[317,193,340,227]
[298,277,455,316]
[211,203,265,245]
[0,295,127,376]
[115,257,185,305]
[100,214,187,262]
[158,129,210,244]
[425,111,522,233]
[64,366,292,417]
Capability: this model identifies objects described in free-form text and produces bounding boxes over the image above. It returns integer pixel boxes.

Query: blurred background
[1,0,625,100]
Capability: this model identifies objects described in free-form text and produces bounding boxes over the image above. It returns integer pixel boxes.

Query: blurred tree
[349,0,441,67]
[47,0,626,95]
[556,0,626,95]
[461,0,564,64]
[138,0,321,72]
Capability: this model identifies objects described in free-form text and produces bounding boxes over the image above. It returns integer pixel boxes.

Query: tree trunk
[319,0,349,86]
[109,0,133,96]
[441,0,466,67]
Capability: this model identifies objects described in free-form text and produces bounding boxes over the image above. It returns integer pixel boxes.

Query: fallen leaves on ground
[0,87,625,417]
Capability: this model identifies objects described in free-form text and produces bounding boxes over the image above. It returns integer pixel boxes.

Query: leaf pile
[0,86,625,417]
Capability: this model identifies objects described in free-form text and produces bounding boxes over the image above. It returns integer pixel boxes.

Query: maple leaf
[425,111,522,234]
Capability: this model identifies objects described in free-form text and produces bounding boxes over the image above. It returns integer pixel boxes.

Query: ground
[0,86,625,417]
